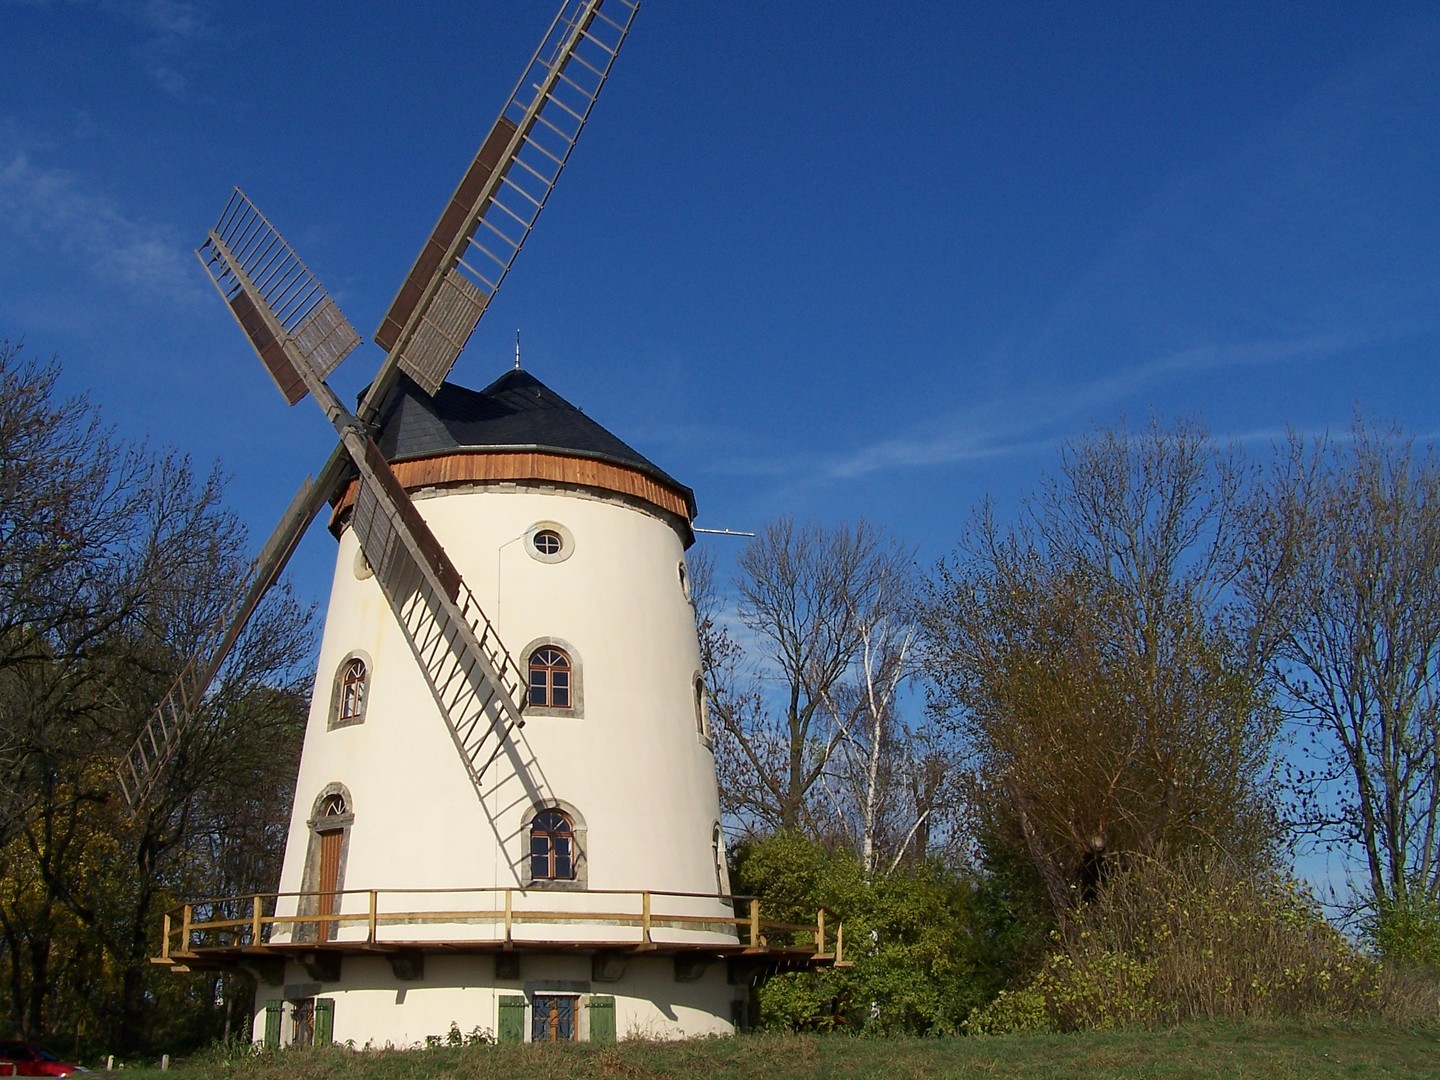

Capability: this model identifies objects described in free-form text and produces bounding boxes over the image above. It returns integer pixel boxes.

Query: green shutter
[588,995,616,1044]
[498,995,527,1043]
[314,998,334,1046]
[263,1000,282,1049]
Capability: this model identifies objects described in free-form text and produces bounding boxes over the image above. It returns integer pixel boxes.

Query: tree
[818,604,966,874]
[0,340,153,843]
[923,419,1283,919]
[0,340,313,1052]
[1257,421,1440,929]
[696,519,923,841]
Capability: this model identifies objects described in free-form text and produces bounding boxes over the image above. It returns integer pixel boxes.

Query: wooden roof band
[331,449,693,529]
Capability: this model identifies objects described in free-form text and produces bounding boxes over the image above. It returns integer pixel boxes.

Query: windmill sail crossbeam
[199,190,360,405]
[347,451,526,787]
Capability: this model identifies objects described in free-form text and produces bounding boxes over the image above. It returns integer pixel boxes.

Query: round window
[524,522,574,564]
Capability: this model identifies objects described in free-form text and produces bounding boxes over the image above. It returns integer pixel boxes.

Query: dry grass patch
[969,858,1440,1034]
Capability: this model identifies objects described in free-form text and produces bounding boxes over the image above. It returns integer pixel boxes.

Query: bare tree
[0,340,154,841]
[818,592,967,873]
[821,608,915,872]
[924,419,1283,918]
[1256,421,1440,921]
[696,519,918,838]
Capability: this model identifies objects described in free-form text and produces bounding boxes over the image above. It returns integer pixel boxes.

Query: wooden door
[317,828,342,940]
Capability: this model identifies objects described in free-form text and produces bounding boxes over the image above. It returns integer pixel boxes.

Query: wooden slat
[332,450,693,526]
[375,117,518,356]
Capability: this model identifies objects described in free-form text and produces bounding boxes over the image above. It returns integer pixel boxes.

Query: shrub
[731,832,988,1034]
[969,858,1419,1033]
[1367,887,1440,973]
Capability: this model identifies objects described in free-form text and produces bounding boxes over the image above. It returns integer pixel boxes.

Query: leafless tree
[817,590,968,874]
[1254,420,1440,920]
[696,519,923,842]
[0,340,155,841]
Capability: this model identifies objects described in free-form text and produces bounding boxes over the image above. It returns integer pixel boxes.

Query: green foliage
[731,832,988,1034]
[965,828,1056,1002]
[1367,887,1440,973]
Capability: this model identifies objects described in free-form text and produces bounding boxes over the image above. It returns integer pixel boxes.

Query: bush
[968,858,1424,1033]
[731,832,988,1034]
[1367,887,1440,974]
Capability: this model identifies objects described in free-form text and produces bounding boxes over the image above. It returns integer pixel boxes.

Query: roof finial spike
[514,329,522,371]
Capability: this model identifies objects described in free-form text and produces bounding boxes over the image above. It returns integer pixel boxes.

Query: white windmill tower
[124,0,843,1050]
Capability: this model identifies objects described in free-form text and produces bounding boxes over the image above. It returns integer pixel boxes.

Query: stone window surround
[328,650,373,730]
[693,671,711,749]
[520,799,588,890]
[524,520,575,564]
[521,636,584,718]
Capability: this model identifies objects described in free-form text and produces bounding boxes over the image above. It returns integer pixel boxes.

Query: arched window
[331,656,369,728]
[319,791,348,818]
[528,647,572,709]
[713,822,730,896]
[694,674,710,741]
[530,809,576,881]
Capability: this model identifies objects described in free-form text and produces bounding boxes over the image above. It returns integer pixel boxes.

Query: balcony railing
[156,887,845,965]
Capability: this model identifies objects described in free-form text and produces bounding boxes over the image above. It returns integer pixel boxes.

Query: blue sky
[3,0,1438,764]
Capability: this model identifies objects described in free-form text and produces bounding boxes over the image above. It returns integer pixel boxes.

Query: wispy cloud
[133,0,204,38]
[126,0,209,97]
[807,333,1362,480]
[5,0,210,95]
[0,150,195,298]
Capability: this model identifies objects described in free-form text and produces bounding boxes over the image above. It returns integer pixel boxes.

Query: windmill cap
[370,369,697,522]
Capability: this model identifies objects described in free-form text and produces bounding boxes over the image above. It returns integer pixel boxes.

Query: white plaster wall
[252,954,737,1046]
[272,481,731,941]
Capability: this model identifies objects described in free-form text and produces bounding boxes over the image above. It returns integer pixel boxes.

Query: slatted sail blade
[344,436,527,784]
[118,453,348,812]
[391,269,490,395]
[371,0,639,399]
[198,189,361,405]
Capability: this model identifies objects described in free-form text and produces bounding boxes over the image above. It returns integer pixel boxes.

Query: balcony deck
[153,886,848,975]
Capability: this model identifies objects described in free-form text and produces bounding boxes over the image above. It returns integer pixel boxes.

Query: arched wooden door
[315,792,348,940]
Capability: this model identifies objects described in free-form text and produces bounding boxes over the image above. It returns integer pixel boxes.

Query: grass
[106,1021,1440,1079]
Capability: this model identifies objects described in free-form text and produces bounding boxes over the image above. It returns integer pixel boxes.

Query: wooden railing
[157,887,844,963]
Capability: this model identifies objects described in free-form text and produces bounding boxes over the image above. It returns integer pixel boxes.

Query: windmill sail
[195,196,529,799]
[118,450,349,811]
[199,190,361,406]
[368,0,639,405]
[345,437,528,784]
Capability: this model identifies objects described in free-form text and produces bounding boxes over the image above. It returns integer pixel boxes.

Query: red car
[0,1043,88,1077]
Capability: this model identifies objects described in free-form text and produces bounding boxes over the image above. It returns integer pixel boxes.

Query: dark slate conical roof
[372,369,695,516]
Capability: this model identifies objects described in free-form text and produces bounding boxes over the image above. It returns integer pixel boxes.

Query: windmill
[134,0,846,1047]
